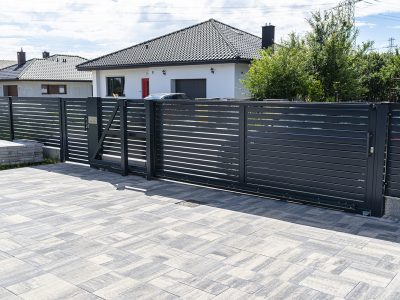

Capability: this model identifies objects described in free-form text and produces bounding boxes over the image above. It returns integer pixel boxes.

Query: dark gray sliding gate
[152,101,389,216]
[245,102,388,215]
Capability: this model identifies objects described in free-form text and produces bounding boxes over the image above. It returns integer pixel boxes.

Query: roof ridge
[211,19,261,40]
[49,54,88,60]
[78,19,214,69]
[209,19,241,59]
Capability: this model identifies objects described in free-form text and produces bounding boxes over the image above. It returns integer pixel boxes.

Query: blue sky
[0,0,399,61]
[357,13,400,51]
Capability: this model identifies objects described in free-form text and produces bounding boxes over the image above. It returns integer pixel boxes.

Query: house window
[107,77,125,97]
[41,84,67,94]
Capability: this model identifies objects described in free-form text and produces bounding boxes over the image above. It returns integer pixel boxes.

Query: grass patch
[0,158,59,171]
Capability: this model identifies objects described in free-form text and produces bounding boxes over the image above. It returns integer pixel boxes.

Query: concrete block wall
[0,140,43,166]
[385,197,400,219]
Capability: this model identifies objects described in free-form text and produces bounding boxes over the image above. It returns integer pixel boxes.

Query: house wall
[94,63,243,99]
[234,63,251,99]
[0,81,92,98]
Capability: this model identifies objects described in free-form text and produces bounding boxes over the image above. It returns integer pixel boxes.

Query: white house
[0,51,92,98]
[78,19,275,99]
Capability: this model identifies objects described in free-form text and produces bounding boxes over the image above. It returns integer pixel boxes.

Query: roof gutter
[77,58,252,71]
[0,78,92,82]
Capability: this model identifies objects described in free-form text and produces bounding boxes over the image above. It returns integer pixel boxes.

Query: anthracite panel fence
[0,96,398,217]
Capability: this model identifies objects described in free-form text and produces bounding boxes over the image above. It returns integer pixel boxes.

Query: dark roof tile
[0,55,92,81]
[78,19,261,70]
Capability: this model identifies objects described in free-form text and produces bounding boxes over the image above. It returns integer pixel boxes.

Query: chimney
[17,48,26,66]
[262,24,275,49]
[42,51,50,59]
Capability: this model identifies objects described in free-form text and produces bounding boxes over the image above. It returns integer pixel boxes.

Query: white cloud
[355,21,376,28]
[1,0,400,60]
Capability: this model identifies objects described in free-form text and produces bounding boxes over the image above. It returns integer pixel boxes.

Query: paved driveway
[0,163,400,299]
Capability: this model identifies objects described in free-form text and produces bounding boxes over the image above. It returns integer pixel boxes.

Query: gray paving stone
[340,263,396,287]
[0,287,20,300]
[0,163,400,298]
[149,275,195,297]
[345,282,385,299]
[299,270,358,297]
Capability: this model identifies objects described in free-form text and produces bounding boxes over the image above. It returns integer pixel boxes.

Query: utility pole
[388,37,396,53]
[332,0,362,28]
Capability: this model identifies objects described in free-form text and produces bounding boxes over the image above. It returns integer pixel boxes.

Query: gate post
[8,97,14,141]
[239,103,247,184]
[369,103,390,217]
[59,98,68,162]
[87,97,102,165]
[145,100,156,180]
[119,99,128,176]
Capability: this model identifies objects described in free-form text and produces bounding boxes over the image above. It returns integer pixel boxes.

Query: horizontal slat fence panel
[386,104,400,197]
[0,97,10,140]
[126,100,146,168]
[246,103,371,208]
[155,102,241,184]
[12,97,61,148]
[65,98,88,163]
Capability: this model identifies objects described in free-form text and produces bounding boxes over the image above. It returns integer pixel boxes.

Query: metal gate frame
[87,97,148,176]
[87,98,129,175]
[84,98,391,217]
[147,100,390,217]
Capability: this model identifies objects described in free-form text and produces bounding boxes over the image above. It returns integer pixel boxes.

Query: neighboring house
[77,19,275,99]
[0,50,92,98]
[0,60,16,70]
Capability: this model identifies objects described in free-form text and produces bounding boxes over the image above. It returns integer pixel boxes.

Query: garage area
[174,79,206,99]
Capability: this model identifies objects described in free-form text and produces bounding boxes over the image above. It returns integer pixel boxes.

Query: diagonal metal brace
[91,101,120,160]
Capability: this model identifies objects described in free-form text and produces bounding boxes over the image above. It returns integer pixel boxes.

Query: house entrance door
[3,85,18,96]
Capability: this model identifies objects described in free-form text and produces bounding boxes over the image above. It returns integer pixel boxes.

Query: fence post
[87,97,102,164]
[119,99,128,176]
[59,98,68,162]
[369,103,390,217]
[8,97,14,141]
[145,100,156,180]
[239,103,247,184]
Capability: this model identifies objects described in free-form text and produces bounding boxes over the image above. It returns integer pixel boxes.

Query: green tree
[306,10,365,101]
[243,6,400,102]
[244,7,369,101]
[357,48,390,101]
[382,50,400,101]
[356,47,400,102]
[242,36,323,101]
